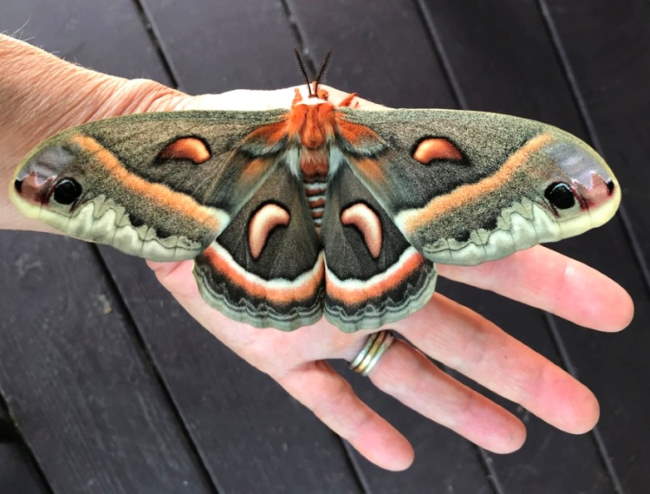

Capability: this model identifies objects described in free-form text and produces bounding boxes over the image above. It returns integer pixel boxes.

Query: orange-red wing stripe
[402,133,553,233]
[203,245,324,305]
[71,134,222,231]
[326,250,424,305]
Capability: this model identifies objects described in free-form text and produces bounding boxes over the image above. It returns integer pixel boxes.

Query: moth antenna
[294,48,313,97]
[313,51,332,96]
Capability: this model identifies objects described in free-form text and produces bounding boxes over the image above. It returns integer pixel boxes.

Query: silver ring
[349,330,395,376]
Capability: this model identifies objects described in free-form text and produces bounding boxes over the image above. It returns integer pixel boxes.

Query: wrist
[0,35,185,231]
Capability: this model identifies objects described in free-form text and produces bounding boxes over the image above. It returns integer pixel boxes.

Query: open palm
[143,85,633,471]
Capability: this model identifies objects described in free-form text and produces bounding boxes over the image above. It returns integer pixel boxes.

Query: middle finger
[392,294,600,434]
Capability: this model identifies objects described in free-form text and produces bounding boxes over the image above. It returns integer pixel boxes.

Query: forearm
[0,34,182,231]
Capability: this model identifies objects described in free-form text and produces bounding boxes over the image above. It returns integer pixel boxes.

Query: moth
[9,54,620,332]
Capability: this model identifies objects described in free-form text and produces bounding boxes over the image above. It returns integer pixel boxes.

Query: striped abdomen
[304,180,327,227]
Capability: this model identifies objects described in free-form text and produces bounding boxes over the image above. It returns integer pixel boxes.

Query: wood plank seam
[130,0,181,89]
[543,311,625,494]
[280,0,318,76]
[537,0,650,297]
[537,2,637,489]
[413,0,466,109]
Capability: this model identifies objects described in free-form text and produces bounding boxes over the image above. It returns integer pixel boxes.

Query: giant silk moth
[9,55,620,332]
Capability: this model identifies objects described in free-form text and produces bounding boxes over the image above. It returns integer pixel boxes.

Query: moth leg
[338,92,360,108]
[315,87,330,100]
[292,88,303,106]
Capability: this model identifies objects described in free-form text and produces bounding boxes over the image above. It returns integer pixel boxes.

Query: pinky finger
[278,361,414,471]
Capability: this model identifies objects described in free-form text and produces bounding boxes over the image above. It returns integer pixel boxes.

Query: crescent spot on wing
[395,133,553,234]
[157,136,211,164]
[248,202,291,260]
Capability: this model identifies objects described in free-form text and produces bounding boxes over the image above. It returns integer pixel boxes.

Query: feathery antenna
[294,49,313,97]
[313,51,332,96]
[294,49,332,98]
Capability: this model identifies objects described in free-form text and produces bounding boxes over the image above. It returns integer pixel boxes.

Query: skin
[0,35,634,471]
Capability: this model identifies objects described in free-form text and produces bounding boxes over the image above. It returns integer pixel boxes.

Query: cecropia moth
[9,72,620,332]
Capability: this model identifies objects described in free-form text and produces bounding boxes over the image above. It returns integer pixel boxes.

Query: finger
[149,259,412,470]
[437,245,634,332]
[278,360,414,471]
[180,88,298,111]
[317,85,390,110]
[176,85,389,112]
[343,339,526,453]
[394,294,600,434]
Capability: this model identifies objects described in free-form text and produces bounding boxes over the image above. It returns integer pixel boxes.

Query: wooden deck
[0,1,648,492]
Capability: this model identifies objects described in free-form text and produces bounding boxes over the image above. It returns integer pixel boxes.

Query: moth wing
[194,164,324,330]
[11,110,289,261]
[338,108,620,265]
[321,162,437,333]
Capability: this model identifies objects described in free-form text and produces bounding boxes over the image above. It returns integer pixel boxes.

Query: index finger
[436,245,634,332]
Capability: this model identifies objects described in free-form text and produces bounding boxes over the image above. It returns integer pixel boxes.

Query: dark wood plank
[0,397,19,441]
[0,399,11,438]
[141,0,299,93]
[416,2,619,492]
[0,232,213,493]
[0,397,48,493]
[2,0,168,82]
[0,443,50,494]
[288,0,456,109]
[288,1,499,492]
[0,1,217,492]
[543,0,650,290]
[539,1,650,491]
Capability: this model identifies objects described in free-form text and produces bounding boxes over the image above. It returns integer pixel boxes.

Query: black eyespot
[544,182,575,209]
[53,178,82,205]
[129,214,145,228]
[453,230,470,242]
[481,217,498,231]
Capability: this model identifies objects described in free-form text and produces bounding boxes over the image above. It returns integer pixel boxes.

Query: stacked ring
[349,330,395,376]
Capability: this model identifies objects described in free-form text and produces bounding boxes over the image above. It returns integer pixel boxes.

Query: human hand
[133,84,634,471]
[0,35,634,473]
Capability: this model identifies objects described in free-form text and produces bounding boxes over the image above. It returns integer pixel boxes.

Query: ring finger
[346,336,527,453]
[337,293,598,449]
